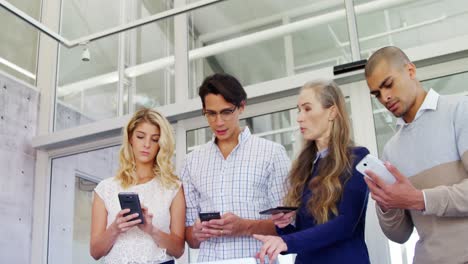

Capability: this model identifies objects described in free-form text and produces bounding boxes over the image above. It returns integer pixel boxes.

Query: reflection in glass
[129,0,173,21]
[187,0,350,97]
[291,12,351,74]
[73,177,98,264]
[125,15,175,112]
[56,0,174,130]
[56,82,121,130]
[357,0,468,59]
[0,0,40,84]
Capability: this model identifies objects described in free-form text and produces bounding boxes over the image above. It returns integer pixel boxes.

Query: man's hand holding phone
[356,154,396,184]
[203,212,246,237]
[191,212,221,243]
[192,218,216,244]
[195,212,246,238]
[363,159,425,212]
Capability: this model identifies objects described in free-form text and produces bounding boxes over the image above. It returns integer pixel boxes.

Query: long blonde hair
[284,80,353,224]
[116,108,179,189]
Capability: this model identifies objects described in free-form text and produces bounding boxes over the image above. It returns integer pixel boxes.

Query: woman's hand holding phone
[271,211,296,228]
[138,205,158,235]
[111,208,142,234]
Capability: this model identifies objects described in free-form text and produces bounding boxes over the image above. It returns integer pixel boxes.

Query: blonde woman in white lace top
[90,108,185,264]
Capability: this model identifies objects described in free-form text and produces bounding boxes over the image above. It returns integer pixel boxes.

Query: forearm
[185,226,201,249]
[151,228,185,258]
[423,178,468,217]
[90,225,119,260]
[243,219,276,236]
[376,205,413,243]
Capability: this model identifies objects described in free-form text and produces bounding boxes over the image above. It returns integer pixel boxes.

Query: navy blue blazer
[277,147,370,264]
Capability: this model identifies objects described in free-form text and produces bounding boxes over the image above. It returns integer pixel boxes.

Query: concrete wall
[0,70,98,264]
[0,72,39,264]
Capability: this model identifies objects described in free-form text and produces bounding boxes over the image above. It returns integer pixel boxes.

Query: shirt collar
[313,148,329,164]
[210,126,251,145]
[396,88,439,127]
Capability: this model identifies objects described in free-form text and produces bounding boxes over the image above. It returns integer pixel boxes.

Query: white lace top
[94,177,180,264]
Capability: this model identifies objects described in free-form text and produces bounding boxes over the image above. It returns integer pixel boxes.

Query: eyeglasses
[203,107,237,122]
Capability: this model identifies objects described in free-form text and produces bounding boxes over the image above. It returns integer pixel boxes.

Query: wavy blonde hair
[284,80,353,224]
[116,108,179,189]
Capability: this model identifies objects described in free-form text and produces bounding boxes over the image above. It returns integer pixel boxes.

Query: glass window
[0,0,41,85]
[56,0,121,129]
[73,177,98,264]
[356,0,468,59]
[55,81,119,131]
[125,18,175,112]
[371,70,468,263]
[187,109,300,157]
[187,0,350,98]
[55,0,174,130]
[48,146,120,264]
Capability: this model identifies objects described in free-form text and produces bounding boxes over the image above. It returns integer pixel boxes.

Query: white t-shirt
[94,177,180,264]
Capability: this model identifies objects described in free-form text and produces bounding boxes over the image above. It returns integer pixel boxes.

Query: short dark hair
[198,73,247,108]
[365,46,411,78]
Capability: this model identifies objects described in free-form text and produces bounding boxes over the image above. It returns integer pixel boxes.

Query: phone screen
[118,192,145,224]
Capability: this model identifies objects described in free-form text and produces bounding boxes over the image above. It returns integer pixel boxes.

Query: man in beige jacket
[364,46,468,263]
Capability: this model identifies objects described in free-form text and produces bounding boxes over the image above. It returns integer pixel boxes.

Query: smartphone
[259,206,299,215]
[199,212,221,222]
[356,154,396,184]
[118,192,145,224]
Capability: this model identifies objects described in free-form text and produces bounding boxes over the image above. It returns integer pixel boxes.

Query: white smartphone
[356,154,396,184]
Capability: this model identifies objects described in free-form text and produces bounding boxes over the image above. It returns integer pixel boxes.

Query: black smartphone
[118,192,145,224]
[199,212,221,222]
[259,206,298,215]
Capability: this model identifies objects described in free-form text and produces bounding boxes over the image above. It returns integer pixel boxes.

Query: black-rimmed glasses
[203,107,238,122]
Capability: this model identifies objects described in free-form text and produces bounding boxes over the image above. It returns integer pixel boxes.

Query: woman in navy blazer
[254,80,370,264]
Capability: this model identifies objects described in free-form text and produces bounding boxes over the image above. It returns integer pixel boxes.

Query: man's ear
[238,100,246,114]
[407,62,416,80]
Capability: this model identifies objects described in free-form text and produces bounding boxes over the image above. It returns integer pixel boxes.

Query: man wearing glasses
[181,73,290,262]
